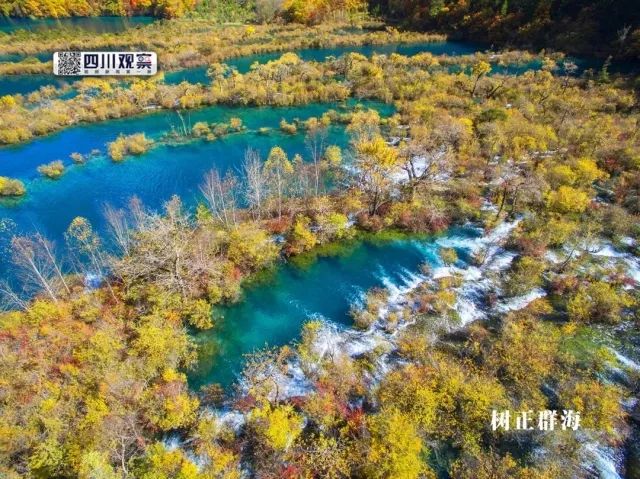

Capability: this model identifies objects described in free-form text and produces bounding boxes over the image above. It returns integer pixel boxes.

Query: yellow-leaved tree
[251,403,304,451]
[366,408,431,479]
[353,136,400,215]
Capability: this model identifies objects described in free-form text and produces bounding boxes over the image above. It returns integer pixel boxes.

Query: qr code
[54,51,157,76]
[56,52,81,75]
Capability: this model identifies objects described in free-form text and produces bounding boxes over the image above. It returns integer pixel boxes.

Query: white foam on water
[310,322,344,359]
[84,272,103,290]
[437,219,520,259]
[391,151,449,183]
[423,220,523,326]
[461,265,483,280]
[301,321,396,373]
[217,410,246,431]
[267,363,315,401]
[593,244,627,258]
[620,237,636,247]
[622,397,639,411]
[187,219,544,462]
[621,255,640,283]
[344,332,389,357]
[398,268,425,289]
[610,349,640,372]
[163,433,183,451]
[432,266,454,279]
[483,220,521,249]
[162,432,209,471]
[455,296,485,324]
[544,250,562,264]
[436,235,480,251]
[480,200,499,213]
[235,353,316,402]
[583,443,623,479]
[377,268,401,298]
[375,267,426,317]
[496,288,546,313]
[486,250,517,271]
[176,217,638,477]
[301,219,524,388]
[198,409,247,433]
[589,242,640,284]
[281,362,315,398]
[348,286,367,309]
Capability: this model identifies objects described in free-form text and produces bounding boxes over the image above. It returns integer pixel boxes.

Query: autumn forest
[0,1,639,479]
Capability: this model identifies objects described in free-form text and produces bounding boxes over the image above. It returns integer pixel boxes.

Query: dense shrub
[37,160,65,179]
[108,133,153,162]
[0,176,26,196]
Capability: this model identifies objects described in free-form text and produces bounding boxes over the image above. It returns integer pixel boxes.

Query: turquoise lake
[0,74,79,95]
[188,227,477,390]
[0,38,636,394]
[0,16,154,95]
[164,40,482,84]
[0,101,393,276]
[1,42,619,97]
[0,52,51,63]
[0,40,483,96]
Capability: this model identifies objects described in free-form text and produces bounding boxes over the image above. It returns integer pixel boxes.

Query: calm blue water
[0,52,50,63]
[0,16,155,34]
[0,74,79,95]
[189,225,479,390]
[0,101,393,275]
[4,41,625,97]
[0,101,393,179]
[0,41,483,96]
[0,16,155,95]
[164,41,483,84]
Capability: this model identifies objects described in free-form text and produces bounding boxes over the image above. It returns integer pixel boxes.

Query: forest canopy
[0,1,639,477]
[0,0,368,20]
[0,0,197,18]
[374,0,640,59]
[1,0,638,59]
